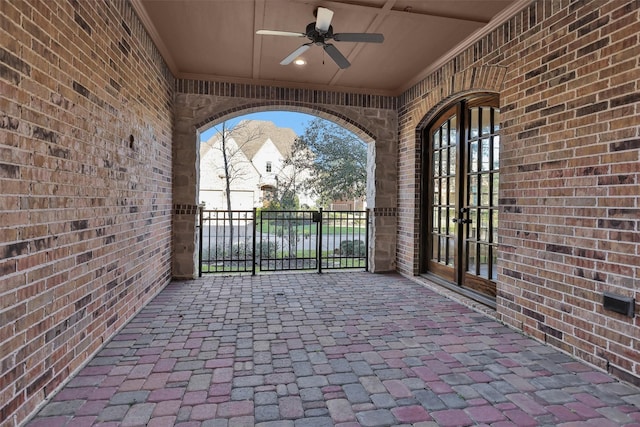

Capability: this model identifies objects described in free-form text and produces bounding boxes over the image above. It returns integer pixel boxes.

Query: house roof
[234,120,298,160]
[200,120,298,162]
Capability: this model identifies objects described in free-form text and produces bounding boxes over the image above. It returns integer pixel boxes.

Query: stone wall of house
[0,1,174,425]
[398,0,640,384]
[172,86,397,278]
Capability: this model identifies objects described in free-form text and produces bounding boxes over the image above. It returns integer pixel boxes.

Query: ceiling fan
[256,7,384,69]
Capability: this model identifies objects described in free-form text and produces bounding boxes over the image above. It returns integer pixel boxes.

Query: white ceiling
[133,0,527,96]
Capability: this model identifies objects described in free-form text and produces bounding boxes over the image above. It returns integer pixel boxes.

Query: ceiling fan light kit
[256,7,384,69]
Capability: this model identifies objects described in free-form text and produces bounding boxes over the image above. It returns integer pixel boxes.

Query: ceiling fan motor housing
[305,22,333,45]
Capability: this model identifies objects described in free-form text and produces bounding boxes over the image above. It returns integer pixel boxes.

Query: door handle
[453,218,472,224]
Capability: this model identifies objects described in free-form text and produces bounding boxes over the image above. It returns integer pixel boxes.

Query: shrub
[340,239,366,256]
[257,240,279,259]
[231,242,252,259]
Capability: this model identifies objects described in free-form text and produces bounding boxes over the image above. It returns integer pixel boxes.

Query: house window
[266,161,272,173]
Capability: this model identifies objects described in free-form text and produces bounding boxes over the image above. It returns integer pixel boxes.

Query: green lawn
[257,222,365,236]
[200,250,366,273]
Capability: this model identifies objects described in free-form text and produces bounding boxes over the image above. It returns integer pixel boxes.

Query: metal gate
[198,208,368,276]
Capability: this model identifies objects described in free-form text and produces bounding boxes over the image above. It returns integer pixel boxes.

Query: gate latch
[312,211,322,223]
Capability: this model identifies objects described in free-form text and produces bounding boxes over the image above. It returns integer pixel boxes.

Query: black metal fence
[198,208,368,275]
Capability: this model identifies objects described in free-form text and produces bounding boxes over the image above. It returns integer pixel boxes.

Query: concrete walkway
[26,272,640,426]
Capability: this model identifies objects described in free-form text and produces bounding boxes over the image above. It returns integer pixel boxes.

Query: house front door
[423,96,500,299]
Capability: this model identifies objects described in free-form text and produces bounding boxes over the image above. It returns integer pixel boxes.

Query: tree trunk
[221,123,234,255]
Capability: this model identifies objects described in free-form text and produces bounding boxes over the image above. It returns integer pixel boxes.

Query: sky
[200,111,315,141]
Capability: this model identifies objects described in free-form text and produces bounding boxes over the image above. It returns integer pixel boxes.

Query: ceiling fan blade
[257,30,306,37]
[323,44,350,69]
[333,33,384,43]
[280,44,311,65]
[315,7,334,33]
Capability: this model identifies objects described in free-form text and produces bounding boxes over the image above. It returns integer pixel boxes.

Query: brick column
[365,113,398,272]
[172,97,204,279]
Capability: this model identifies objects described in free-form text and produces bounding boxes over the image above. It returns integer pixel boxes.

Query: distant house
[199,120,315,210]
[328,198,366,211]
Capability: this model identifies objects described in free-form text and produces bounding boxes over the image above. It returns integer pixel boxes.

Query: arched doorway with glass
[422,94,500,302]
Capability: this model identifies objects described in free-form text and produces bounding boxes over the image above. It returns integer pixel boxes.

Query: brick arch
[416,90,501,133]
[173,89,398,279]
[195,102,377,143]
[409,66,507,130]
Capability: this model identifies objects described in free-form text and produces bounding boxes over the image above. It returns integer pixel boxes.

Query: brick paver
[25,272,640,426]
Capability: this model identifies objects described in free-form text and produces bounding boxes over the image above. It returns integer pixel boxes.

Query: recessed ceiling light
[293,58,306,66]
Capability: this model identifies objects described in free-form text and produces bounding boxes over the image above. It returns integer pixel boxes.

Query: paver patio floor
[26,272,640,427]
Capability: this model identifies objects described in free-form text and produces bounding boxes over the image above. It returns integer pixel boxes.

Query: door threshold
[420,273,496,310]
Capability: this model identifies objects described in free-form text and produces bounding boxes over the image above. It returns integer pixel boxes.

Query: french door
[423,96,500,298]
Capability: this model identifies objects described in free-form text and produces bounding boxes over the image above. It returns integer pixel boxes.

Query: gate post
[317,208,323,274]
[365,209,370,272]
[252,208,257,276]
[198,205,204,278]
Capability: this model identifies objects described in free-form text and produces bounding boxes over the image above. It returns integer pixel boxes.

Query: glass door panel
[462,104,500,297]
[427,111,457,281]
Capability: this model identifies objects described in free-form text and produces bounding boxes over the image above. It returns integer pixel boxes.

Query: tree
[268,160,302,211]
[285,118,366,207]
[204,120,264,252]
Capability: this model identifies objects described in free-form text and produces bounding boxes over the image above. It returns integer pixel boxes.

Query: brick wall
[0,1,174,425]
[398,0,639,384]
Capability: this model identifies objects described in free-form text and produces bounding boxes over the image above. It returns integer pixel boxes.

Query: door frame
[422,104,461,284]
[420,93,499,303]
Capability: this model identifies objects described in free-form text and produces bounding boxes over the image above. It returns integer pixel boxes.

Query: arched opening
[420,94,500,304]
[170,100,397,278]
[171,87,398,279]
[260,185,277,205]
[197,110,369,212]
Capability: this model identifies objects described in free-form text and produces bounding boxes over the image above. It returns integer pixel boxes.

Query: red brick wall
[398,0,639,384]
[0,1,174,425]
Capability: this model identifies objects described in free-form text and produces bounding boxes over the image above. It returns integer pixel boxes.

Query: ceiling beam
[387,8,491,24]
[321,0,492,24]
[329,0,396,87]
[252,0,266,79]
